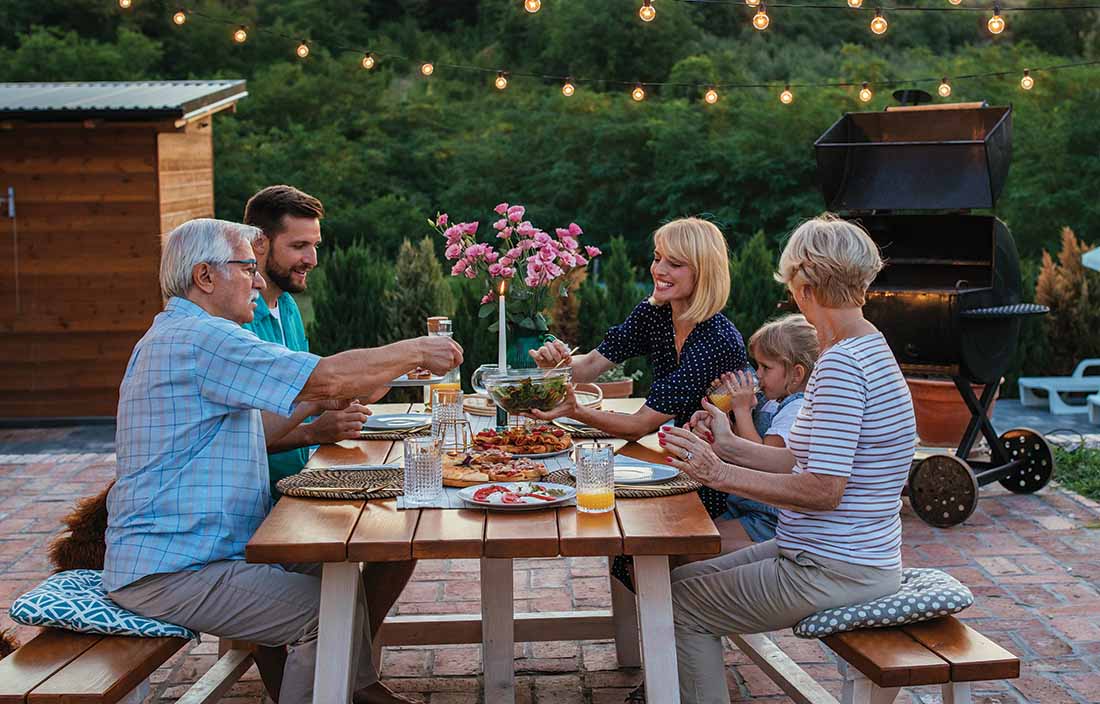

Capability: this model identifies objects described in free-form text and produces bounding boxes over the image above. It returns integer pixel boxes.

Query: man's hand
[306,401,372,444]
[418,336,464,376]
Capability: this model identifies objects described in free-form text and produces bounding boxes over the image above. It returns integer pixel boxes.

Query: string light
[704,88,719,104]
[361,53,375,70]
[639,1,657,22]
[987,4,1006,33]
[118,0,131,9]
[296,40,310,59]
[494,72,509,90]
[753,4,770,30]
[1021,69,1034,89]
[420,62,435,76]
[632,84,646,101]
[938,77,952,97]
[848,0,863,8]
[524,0,542,12]
[233,26,248,43]
[780,85,794,104]
[745,0,760,8]
[947,0,962,4]
[870,8,888,34]
[859,82,873,102]
[172,10,187,25]
[561,79,576,96]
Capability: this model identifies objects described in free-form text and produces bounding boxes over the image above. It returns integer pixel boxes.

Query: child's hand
[722,370,757,414]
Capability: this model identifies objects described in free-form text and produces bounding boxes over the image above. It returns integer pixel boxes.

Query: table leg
[314,562,362,704]
[608,556,642,667]
[481,557,515,704]
[634,555,680,704]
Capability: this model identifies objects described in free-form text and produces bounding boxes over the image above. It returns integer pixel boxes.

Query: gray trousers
[109,560,377,704]
[670,539,901,704]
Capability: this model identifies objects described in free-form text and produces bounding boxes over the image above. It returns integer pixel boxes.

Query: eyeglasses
[224,259,259,277]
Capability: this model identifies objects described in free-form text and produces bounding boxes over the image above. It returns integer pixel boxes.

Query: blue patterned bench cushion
[794,567,973,638]
[9,569,196,639]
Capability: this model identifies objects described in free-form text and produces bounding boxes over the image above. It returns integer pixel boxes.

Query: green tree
[576,273,612,354]
[389,237,455,341]
[306,242,394,356]
[726,231,784,345]
[602,236,643,326]
[449,277,499,390]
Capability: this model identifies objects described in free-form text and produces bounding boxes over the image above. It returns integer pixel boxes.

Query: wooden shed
[0,80,248,420]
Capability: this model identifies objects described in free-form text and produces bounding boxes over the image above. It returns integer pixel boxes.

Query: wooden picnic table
[245,398,721,704]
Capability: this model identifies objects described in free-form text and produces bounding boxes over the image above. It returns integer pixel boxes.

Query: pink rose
[501,266,516,278]
[517,222,537,237]
[485,251,499,264]
[451,260,468,275]
[506,247,521,259]
[498,227,513,239]
[507,205,526,223]
[436,213,449,227]
[585,245,602,258]
[489,263,503,277]
[574,254,588,266]
[555,228,570,238]
[558,252,577,267]
[494,202,509,215]
[568,223,583,236]
[465,268,477,279]
[481,293,495,304]
[493,218,508,231]
[445,242,463,260]
[443,225,463,243]
[559,236,578,251]
[461,221,479,235]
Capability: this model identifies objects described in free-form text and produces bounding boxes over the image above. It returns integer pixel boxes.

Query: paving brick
[382,648,432,677]
[432,646,481,676]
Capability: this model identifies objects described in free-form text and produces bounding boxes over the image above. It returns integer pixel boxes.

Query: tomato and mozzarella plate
[471,483,559,504]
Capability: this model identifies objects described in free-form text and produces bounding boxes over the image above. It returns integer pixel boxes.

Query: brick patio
[3,426,1100,703]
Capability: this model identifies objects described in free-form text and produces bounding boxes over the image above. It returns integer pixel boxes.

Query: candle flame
[497,279,509,296]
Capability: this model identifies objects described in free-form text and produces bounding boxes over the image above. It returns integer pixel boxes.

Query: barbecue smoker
[813,97,1052,528]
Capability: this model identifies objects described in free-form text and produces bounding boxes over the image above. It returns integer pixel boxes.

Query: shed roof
[0,80,247,121]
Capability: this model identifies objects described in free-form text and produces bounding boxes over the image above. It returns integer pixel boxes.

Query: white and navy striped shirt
[776,333,916,569]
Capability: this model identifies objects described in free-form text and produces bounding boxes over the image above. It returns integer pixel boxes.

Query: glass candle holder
[575,440,615,514]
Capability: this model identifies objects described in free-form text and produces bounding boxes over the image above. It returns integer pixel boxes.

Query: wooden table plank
[28,636,187,703]
[902,617,1020,682]
[823,629,950,687]
[484,509,560,558]
[557,507,622,556]
[305,402,411,470]
[616,491,720,556]
[347,499,420,562]
[246,496,363,564]
[413,509,486,559]
[0,630,103,704]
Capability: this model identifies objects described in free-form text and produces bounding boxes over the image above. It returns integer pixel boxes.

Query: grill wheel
[997,427,1055,494]
[907,454,979,528]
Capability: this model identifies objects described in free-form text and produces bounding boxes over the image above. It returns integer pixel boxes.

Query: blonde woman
[661,214,916,704]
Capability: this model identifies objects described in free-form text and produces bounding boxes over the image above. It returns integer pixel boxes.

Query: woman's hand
[723,370,756,415]
[659,426,728,488]
[528,339,573,369]
[527,383,580,421]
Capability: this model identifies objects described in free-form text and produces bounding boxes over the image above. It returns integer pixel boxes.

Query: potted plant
[594,363,643,399]
[906,375,1001,447]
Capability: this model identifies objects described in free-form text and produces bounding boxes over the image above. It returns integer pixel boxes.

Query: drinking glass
[707,378,734,413]
[403,436,443,506]
[575,441,615,514]
[431,388,465,442]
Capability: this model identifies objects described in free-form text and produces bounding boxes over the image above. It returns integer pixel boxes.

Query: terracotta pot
[594,379,634,399]
[906,377,1000,447]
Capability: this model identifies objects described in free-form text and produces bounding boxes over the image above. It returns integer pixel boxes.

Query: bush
[449,277,499,391]
[603,236,644,326]
[1035,227,1100,375]
[307,242,394,356]
[1054,446,1100,503]
[389,237,454,341]
[1001,256,1051,398]
[576,271,612,354]
[726,230,784,345]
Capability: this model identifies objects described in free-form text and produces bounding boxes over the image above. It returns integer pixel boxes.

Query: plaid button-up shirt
[104,297,320,592]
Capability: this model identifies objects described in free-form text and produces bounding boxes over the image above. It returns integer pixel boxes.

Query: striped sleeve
[802,349,866,478]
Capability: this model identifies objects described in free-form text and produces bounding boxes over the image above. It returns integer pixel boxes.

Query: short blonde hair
[748,314,820,379]
[649,217,730,323]
[775,213,883,307]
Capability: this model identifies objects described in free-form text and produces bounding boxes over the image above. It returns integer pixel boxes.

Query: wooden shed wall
[0,119,215,418]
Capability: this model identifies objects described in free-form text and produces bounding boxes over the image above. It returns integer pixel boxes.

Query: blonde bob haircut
[748,314,820,380]
[775,213,884,308]
[649,217,731,324]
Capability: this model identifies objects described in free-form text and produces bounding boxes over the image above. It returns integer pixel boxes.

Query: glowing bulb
[172,10,186,25]
[938,78,952,97]
[632,85,646,102]
[233,27,248,43]
[561,80,575,96]
[745,0,760,7]
[947,0,962,4]
[780,86,793,104]
[987,6,1005,34]
[420,62,434,76]
[859,83,873,102]
[848,0,863,8]
[118,0,131,9]
[296,41,310,59]
[361,53,375,70]
[495,72,508,90]
[870,9,888,34]
[752,5,770,30]
[524,0,542,12]
[639,1,656,22]
[1020,69,1034,90]
[704,88,719,104]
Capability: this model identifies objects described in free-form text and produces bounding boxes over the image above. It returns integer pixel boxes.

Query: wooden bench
[0,629,254,704]
[732,616,1019,704]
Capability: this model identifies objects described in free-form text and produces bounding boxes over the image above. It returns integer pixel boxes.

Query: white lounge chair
[1018,359,1100,415]
[1089,392,1100,424]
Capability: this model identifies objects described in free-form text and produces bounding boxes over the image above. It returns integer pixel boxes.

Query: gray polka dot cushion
[793,568,973,639]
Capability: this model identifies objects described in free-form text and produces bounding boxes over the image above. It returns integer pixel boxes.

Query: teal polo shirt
[243,292,313,494]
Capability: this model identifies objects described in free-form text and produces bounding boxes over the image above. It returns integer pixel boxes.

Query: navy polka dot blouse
[596,299,749,426]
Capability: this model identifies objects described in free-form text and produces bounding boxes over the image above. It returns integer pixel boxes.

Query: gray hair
[160,218,262,300]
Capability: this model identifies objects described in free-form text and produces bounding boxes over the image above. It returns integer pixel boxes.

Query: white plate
[457,481,576,510]
[386,373,447,387]
[362,413,431,431]
[568,459,680,485]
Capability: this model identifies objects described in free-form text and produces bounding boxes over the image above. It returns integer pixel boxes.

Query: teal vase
[507,328,553,369]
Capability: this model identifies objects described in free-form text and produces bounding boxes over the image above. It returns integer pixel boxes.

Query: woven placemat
[545,469,700,499]
[358,429,430,441]
[277,469,403,499]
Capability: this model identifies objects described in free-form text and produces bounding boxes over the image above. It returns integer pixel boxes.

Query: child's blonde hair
[748,314,819,381]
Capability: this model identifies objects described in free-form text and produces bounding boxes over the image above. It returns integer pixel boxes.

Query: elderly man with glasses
[103,218,462,704]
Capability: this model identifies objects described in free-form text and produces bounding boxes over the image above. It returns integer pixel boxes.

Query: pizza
[442,450,549,487]
[472,425,572,455]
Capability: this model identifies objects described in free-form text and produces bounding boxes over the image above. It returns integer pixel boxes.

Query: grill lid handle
[960,303,1049,319]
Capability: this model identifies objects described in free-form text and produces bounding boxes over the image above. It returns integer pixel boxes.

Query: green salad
[488,375,569,413]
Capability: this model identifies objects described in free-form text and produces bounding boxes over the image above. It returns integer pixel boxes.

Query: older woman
[660,214,916,704]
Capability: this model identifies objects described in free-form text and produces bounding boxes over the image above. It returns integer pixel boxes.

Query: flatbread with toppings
[442,450,549,487]
[472,425,572,456]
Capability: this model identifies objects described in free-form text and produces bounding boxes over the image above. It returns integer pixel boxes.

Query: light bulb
[632,85,646,102]
[296,41,310,59]
[561,80,575,96]
[753,5,770,30]
[118,0,131,9]
[745,0,760,7]
[704,88,719,104]
[870,9,888,34]
[233,27,248,43]
[172,10,186,25]
[987,6,1005,34]
[420,62,434,76]
[780,86,793,104]
[859,83,873,102]
[361,53,375,70]
[524,0,542,12]
[948,0,962,4]
[938,78,952,97]
[495,72,508,90]
[848,0,863,8]
[639,1,656,22]
[1020,69,1034,90]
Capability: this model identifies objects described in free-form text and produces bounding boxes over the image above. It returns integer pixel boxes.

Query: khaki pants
[670,539,901,704]
[109,560,377,704]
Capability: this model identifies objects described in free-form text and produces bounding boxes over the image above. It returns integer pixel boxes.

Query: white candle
[498,284,507,371]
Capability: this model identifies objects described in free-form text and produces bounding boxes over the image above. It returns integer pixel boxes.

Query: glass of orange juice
[707,378,734,413]
[575,441,615,514]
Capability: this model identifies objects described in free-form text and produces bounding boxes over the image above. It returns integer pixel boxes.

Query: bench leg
[609,557,642,668]
[1018,383,1046,409]
[315,562,362,704]
[481,557,515,704]
[942,682,972,704]
[118,677,150,704]
[837,659,899,704]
